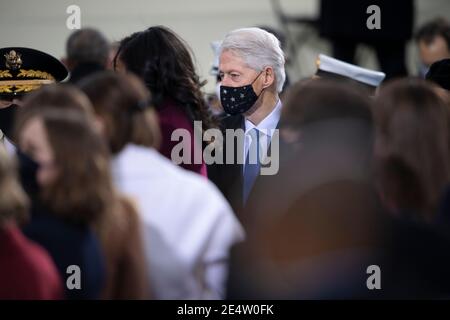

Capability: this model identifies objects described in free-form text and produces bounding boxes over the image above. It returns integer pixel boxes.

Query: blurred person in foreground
[373,78,450,222]
[0,146,62,299]
[227,79,450,298]
[14,85,150,299]
[80,71,244,299]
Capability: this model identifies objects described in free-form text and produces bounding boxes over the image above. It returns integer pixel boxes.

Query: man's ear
[262,66,275,89]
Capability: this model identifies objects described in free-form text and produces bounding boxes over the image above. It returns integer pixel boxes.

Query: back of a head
[116,26,198,105]
[66,28,110,67]
[281,79,372,129]
[231,82,383,300]
[79,71,161,154]
[14,83,94,141]
[374,78,450,217]
[275,80,375,209]
[28,108,112,226]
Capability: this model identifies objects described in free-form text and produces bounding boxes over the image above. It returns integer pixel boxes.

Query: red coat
[0,225,63,299]
[157,99,207,177]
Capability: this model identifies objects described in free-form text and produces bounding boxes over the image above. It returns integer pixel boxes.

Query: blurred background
[0,0,449,93]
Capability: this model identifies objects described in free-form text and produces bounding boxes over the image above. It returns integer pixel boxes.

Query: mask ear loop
[251,69,266,98]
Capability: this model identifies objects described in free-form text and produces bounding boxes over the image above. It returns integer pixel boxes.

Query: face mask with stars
[220,71,264,115]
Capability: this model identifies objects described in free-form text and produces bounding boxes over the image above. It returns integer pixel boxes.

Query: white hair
[220,27,286,92]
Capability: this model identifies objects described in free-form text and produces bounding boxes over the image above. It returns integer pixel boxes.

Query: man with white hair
[207,27,286,216]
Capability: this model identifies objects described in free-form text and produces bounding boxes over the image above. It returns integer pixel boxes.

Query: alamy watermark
[67,4,381,31]
[66,265,81,290]
[66,5,81,30]
[366,264,381,290]
[170,121,280,176]
[367,5,381,30]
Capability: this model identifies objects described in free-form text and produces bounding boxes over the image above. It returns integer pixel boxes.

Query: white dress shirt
[112,144,245,299]
[243,99,282,166]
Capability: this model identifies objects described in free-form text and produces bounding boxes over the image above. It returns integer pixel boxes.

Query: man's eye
[231,74,240,79]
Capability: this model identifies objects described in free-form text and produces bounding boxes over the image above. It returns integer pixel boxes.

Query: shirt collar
[245,99,282,137]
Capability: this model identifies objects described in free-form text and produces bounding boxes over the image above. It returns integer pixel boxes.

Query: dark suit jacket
[68,63,105,85]
[207,114,286,219]
[207,114,245,215]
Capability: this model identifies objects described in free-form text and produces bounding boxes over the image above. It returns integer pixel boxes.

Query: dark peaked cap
[0,47,68,99]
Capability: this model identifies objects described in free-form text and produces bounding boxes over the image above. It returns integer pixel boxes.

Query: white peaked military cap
[316,54,386,87]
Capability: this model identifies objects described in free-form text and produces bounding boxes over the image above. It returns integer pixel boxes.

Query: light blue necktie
[243,128,261,204]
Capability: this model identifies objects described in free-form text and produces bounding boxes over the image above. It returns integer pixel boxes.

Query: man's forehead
[421,36,449,51]
[219,50,251,72]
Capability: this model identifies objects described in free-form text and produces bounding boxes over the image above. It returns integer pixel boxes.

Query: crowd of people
[1,16,450,299]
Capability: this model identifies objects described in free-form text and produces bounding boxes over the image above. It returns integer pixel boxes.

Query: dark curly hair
[114,26,216,132]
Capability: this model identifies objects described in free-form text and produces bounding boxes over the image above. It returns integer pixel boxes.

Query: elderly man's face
[219,50,263,91]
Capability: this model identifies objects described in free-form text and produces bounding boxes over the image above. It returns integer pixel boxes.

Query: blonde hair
[0,147,29,226]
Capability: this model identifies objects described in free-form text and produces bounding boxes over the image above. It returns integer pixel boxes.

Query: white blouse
[112,144,245,299]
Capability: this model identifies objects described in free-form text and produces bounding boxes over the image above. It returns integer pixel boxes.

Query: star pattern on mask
[220,85,258,115]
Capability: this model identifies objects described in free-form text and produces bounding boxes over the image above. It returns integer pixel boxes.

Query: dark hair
[114,26,216,132]
[374,78,450,219]
[79,71,161,155]
[280,79,373,129]
[415,18,450,48]
[66,28,110,66]
[279,79,374,175]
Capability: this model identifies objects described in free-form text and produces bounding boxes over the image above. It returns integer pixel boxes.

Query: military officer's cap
[315,54,385,88]
[0,47,68,100]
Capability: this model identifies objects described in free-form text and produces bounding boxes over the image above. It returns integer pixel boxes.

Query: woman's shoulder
[113,144,175,173]
[0,226,63,299]
[1,225,55,265]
